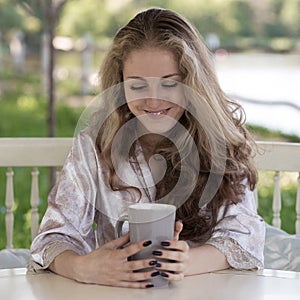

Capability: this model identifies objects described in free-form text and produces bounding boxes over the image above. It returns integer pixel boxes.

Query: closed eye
[161,80,178,88]
[130,84,148,90]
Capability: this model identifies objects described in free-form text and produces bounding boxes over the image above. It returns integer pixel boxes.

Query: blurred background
[0,0,299,248]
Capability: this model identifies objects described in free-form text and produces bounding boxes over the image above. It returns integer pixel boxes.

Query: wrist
[69,252,85,282]
[50,250,83,282]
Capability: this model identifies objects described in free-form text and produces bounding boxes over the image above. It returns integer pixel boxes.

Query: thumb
[174,220,183,240]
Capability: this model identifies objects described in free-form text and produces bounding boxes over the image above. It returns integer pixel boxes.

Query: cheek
[126,100,142,116]
[165,86,186,108]
[126,101,135,114]
[175,106,185,120]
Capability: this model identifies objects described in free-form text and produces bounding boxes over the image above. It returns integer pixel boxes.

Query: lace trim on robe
[206,237,263,270]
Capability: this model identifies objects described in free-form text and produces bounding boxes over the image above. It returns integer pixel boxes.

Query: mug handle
[116,215,129,238]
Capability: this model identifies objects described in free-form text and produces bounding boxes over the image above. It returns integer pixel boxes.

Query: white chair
[0,138,300,270]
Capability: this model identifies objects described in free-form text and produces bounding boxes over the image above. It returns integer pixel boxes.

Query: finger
[152,249,188,263]
[158,271,184,282]
[107,280,155,289]
[161,240,189,252]
[174,220,183,240]
[123,258,157,272]
[155,261,186,273]
[120,239,153,259]
[118,281,155,289]
[122,269,161,282]
[106,233,130,250]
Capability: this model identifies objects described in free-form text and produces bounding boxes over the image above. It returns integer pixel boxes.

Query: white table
[1,268,300,300]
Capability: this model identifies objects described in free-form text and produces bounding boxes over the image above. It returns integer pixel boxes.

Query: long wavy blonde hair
[96,8,257,243]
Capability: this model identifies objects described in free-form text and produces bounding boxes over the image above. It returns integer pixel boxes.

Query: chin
[141,120,178,135]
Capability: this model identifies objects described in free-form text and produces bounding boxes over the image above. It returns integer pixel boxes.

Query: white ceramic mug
[116,203,176,287]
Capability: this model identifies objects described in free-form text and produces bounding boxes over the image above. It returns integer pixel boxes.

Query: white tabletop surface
[1,268,300,300]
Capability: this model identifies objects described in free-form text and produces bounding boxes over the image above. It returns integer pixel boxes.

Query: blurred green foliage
[1,0,300,52]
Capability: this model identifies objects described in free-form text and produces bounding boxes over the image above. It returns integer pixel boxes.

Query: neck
[136,122,164,153]
[137,134,164,164]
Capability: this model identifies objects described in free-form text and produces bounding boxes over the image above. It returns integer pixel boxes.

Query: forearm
[185,245,230,276]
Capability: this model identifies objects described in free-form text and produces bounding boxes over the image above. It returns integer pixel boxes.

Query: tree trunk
[45,1,56,187]
[47,2,56,138]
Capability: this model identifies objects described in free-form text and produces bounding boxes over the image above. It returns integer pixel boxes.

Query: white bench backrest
[0,138,299,249]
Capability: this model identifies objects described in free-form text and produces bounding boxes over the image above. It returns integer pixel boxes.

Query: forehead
[123,48,179,78]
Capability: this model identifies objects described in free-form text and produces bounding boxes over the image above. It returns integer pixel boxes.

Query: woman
[29,8,265,288]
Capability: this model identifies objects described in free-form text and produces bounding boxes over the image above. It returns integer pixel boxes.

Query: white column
[272,171,281,229]
[5,167,14,249]
[81,32,93,95]
[9,30,26,74]
[30,167,40,240]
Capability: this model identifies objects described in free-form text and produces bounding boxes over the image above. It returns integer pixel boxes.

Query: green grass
[247,124,300,143]
[0,69,299,249]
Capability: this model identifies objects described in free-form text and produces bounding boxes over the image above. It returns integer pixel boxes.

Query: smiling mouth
[144,108,171,116]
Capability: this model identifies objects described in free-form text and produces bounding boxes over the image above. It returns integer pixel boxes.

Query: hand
[73,234,159,288]
[152,220,189,281]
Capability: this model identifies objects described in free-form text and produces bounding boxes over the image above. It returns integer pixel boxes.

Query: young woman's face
[123,48,186,134]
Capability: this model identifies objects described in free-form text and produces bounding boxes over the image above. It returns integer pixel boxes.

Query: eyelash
[162,81,178,88]
[130,85,147,90]
[130,81,178,90]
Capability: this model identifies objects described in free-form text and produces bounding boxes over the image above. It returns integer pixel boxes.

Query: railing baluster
[253,187,258,211]
[55,168,61,184]
[296,172,300,234]
[5,167,14,249]
[272,171,281,229]
[30,167,39,240]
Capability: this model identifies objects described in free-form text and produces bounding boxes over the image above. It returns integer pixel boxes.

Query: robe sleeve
[205,187,266,269]
[28,132,99,272]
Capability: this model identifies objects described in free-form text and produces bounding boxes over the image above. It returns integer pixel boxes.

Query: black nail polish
[151,271,160,277]
[156,262,162,268]
[143,240,152,247]
[161,241,170,246]
[146,284,154,288]
[152,250,163,256]
[160,272,169,278]
[149,260,157,266]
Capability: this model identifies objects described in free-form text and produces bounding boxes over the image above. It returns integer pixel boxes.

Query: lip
[144,108,171,119]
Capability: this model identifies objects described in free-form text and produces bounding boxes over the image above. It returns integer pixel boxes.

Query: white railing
[0,138,300,249]
[0,138,72,249]
[254,142,300,233]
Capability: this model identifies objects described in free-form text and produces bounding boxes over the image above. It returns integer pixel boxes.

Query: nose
[144,83,163,108]
[145,97,163,109]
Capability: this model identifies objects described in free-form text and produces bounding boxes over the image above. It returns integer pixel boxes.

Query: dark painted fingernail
[149,260,157,266]
[161,241,170,246]
[151,271,160,277]
[143,240,152,247]
[152,250,162,256]
[160,272,169,278]
[156,262,162,268]
[146,284,154,288]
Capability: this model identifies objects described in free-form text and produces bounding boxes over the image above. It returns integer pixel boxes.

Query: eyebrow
[162,73,181,79]
[126,73,181,80]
